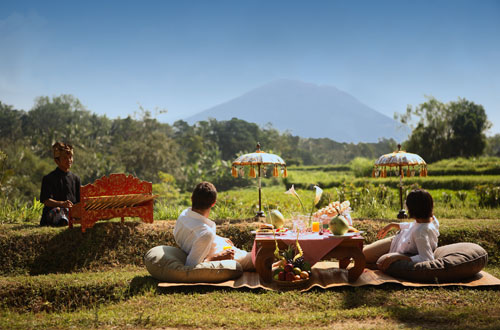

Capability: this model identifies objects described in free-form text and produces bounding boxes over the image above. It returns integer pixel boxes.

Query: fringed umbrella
[373,144,427,219]
[232,143,287,218]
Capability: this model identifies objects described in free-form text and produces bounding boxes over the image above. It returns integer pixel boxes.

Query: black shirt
[39,167,81,226]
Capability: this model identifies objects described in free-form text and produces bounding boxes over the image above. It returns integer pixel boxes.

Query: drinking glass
[292,213,307,234]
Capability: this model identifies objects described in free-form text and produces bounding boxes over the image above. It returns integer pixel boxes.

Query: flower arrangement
[285,184,323,227]
[313,200,352,225]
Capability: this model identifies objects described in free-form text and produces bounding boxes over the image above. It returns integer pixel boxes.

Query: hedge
[1,219,498,277]
[0,219,499,313]
[287,175,500,191]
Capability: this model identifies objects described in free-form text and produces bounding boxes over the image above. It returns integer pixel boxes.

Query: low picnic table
[251,231,366,283]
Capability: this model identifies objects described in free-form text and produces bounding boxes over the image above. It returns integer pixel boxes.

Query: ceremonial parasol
[232,143,287,218]
[373,144,427,219]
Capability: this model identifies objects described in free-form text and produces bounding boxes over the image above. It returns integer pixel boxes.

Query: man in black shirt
[39,142,81,226]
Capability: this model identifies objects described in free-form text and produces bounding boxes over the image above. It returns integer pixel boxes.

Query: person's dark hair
[405,189,433,219]
[191,181,217,210]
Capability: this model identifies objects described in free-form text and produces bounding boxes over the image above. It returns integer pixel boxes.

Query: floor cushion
[144,245,243,283]
[377,242,488,283]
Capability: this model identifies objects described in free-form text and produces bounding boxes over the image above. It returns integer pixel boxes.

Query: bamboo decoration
[249,166,256,178]
[273,165,279,177]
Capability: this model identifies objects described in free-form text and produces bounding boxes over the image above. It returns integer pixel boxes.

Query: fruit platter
[272,245,311,288]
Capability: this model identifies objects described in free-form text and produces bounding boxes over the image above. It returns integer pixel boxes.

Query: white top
[173,208,229,267]
[389,216,440,263]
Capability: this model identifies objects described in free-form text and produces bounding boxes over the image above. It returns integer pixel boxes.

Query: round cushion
[144,246,243,283]
[377,242,488,283]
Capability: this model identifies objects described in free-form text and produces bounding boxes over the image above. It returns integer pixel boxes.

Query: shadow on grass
[157,284,268,295]
[30,221,143,275]
[129,275,160,294]
[130,274,269,298]
[335,283,500,328]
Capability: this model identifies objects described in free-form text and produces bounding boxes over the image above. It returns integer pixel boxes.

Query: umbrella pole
[256,164,265,219]
[397,165,407,219]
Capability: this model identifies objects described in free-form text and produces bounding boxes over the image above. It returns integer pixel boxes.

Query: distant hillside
[185,79,410,143]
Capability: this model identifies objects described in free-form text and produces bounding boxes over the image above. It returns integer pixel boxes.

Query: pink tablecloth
[251,232,353,266]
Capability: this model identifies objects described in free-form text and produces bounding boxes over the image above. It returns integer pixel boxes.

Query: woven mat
[158,261,500,292]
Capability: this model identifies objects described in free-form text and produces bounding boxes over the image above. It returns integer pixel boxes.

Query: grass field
[212,184,500,221]
[1,159,500,329]
[2,266,500,329]
[1,218,499,329]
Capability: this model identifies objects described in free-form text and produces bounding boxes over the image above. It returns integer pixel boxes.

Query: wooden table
[254,235,366,283]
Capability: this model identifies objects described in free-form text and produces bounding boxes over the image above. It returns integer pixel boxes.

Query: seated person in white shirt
[173,181,254,271]
[363,189,440,271]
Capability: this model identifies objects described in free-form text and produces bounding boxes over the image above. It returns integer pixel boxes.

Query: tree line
[396,96,495,162]
[0,94,498,203]
[0,95,397,201]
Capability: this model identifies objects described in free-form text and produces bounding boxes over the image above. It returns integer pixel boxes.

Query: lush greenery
[2,266,499,330]
[1,220,499,329]
[428,156,500,175]
[1,219,499,277]
[3,163,500,224]
[3,283,500,329]
[396,97,491,162]
[0,96,398,204]
[2,94,500,328]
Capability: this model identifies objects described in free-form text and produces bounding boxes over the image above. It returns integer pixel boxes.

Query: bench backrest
[81,173,152,197]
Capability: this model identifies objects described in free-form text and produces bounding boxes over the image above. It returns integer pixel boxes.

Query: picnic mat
[158,261,500,291]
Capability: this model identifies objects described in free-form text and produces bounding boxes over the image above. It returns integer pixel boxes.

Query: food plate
[328,231,364,237]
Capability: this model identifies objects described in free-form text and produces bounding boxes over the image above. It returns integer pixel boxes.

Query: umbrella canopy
[373,145,427,178]
[231,143,287,178]
[231,143,287,218]
[373,144,427,219]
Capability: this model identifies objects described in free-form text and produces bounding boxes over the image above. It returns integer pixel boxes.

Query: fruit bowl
[273,245,312,289]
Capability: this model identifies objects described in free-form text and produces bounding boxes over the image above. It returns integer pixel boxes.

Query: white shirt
[173,208,229,267]
[389,216,440,263]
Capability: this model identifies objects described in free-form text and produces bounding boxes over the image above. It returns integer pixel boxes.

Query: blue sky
[1,0,499,135]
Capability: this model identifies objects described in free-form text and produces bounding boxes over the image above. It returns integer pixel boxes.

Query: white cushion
[144,245,243,283]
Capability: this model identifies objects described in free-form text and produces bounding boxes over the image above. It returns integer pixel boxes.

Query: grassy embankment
[1,218,499,329]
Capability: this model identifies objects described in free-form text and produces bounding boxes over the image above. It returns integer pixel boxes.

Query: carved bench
[69,173,157,232]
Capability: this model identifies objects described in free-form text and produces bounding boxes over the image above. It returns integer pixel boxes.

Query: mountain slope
[185,79,409,143]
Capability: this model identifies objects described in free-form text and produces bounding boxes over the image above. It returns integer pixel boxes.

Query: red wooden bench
[69,173,157,232]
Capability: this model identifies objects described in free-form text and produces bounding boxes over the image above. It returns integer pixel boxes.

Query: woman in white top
[363,189,440,271]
